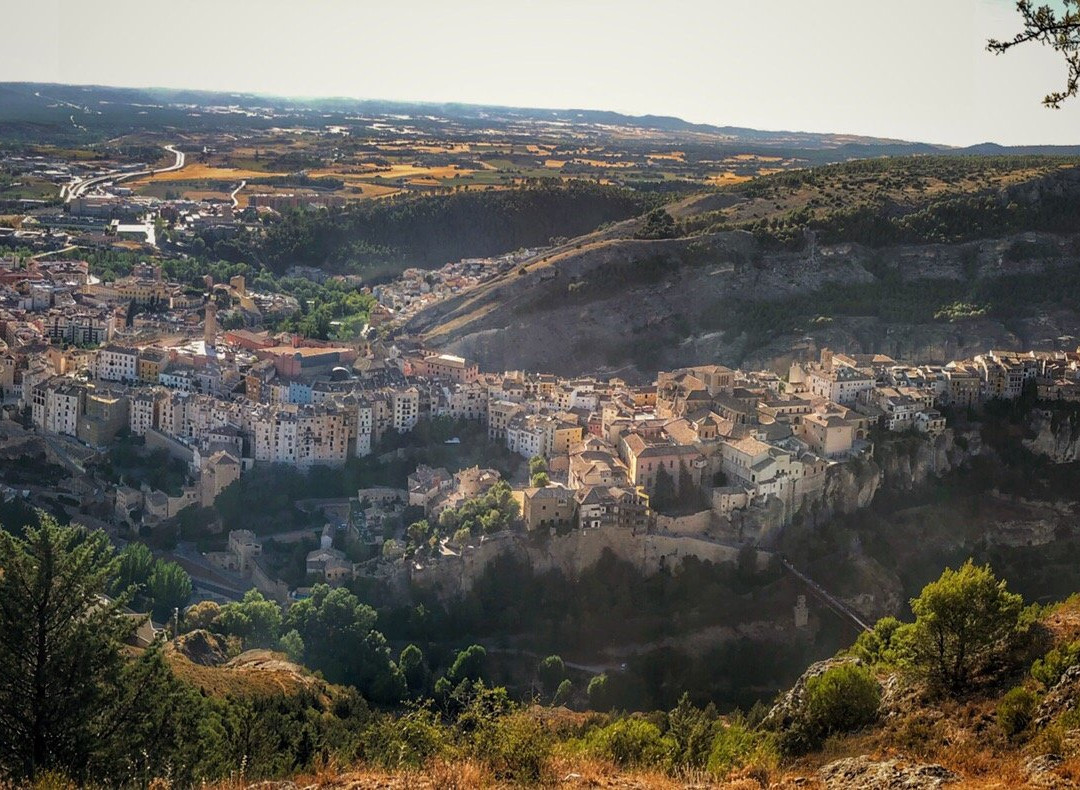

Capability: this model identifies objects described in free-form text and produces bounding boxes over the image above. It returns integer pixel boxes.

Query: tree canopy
[0,517,173,782]
[905,560,1025,692]
[990,1,1080,107]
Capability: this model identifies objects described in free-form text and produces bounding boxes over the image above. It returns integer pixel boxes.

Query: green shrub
[665,694,719,771]
[581,717,673,767]
[363,706,449,768]
[804,664,881,737]
[780,663,881,756]
[1031,641,1080,689]
[471,712,552,784]
[850,616,904,666]
[997,686,1038,738]
[706,722,760,777]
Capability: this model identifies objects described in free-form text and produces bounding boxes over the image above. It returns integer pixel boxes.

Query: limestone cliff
[411,229,1080,380]
[1024,407,1080,463]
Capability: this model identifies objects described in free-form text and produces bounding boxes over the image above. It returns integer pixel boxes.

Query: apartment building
[806,363,874,405]
[418,352,478,384]
[355,399,373,457]
[32,377,85,437]
[96,345,139,383]
[391,386,419,433]
[252,403,349,468]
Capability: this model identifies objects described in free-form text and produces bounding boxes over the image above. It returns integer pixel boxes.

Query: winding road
[230,179,246,208]
[62,144,185,202]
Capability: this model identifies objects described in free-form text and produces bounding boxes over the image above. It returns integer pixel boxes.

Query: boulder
[819,755,957,789]
[1025,754,1067,789]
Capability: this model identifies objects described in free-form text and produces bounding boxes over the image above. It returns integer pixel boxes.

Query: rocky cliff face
[1025,408,1080,463]
[790,429,976,534]
[412,230,1080,380]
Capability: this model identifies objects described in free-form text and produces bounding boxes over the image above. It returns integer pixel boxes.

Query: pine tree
[0,516,173,782]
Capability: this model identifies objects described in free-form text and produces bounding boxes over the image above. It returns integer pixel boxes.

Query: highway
[230,179,246,208]
[62,144,185,202]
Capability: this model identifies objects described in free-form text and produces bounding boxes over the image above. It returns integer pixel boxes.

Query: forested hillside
[14,512,1080,789]
[688,155,1080,249]
[252,182,656,279]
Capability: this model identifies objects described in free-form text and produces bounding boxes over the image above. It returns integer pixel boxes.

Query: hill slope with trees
[248,181,657,282]
[12,512,1080,788]
[410,156,1080,378]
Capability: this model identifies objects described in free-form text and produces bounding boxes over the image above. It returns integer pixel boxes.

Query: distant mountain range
[3,81,1080,156]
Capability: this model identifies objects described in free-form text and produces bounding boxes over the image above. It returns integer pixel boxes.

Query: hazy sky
[5,0,1080,146]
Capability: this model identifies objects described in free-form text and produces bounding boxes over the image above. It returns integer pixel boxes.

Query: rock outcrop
[169,629,229,666]
[1025,754,1068,788]
[412,227,1080,380]
[1034,664,1080,728]
[762,657,864,731]
[819,756,958,789]
[1025,408,1080,463]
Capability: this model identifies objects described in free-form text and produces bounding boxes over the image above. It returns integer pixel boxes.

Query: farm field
[106,126,816,204]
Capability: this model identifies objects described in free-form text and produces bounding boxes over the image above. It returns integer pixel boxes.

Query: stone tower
[794,595,809,628]
[204,300,218,347]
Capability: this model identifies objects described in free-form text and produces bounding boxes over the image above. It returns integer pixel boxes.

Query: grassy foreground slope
[186,568,1080,789]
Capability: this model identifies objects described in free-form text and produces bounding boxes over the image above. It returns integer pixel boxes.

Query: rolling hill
[408,155,1080,379]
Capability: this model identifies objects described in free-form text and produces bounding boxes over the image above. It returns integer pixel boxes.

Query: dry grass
[773,692,1056,789]
[1042,594,1080,643]
[312,164,474,182]
[706,172,753,186]
[165,649,320,699]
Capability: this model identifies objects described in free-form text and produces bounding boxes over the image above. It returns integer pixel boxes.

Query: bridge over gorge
[781,557,873,634]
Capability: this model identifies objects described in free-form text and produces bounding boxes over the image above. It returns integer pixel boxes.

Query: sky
[4,0,1080,146]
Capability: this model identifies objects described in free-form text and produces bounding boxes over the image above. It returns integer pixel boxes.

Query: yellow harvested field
[544,159,567,168]
[708,172,753,185]
[344,182,400,198]
[312,164,474,181]
[128,163,286,184]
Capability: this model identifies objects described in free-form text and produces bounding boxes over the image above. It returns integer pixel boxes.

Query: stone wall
[409,524,771,601]
[655,510,713,536]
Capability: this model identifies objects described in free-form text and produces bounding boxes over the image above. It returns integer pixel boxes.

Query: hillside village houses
[8,256,1080,570]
